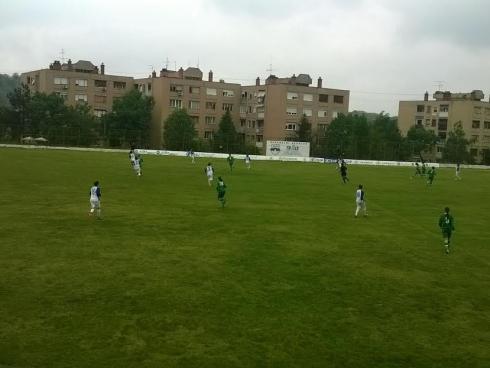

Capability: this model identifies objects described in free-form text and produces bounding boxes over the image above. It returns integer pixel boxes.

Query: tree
[405,125,438,160]
[442,124,472,164]
[214,109,237,152]
[104,89,154,147]
[0,73,21,107]
[7,84,31,134]
[163,108,197,150]
[295,115,312,142]
[368,113,404,160]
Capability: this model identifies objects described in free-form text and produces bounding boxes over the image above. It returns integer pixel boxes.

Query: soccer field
[0,148,489,368]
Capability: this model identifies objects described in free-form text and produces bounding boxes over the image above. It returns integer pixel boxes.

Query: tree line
[0,79,476,163]
[0,83,153,147]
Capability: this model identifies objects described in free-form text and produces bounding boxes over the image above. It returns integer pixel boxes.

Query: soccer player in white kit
[245,154,251,169]
[205,163,214,186]
[129,149,136,166]
[89,181,102,218]
[133,157,142,176]
[355,184,367,217]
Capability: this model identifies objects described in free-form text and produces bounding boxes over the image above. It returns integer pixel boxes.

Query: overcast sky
[1,0,489,115]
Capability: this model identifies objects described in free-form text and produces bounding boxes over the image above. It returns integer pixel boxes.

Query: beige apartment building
[241,74,350,150]
[21,59,134,117]
[398,90,490,162]
[135,68,241,147]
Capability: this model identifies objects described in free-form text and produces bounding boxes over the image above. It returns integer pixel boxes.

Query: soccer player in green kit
[216,176,227,208]
[438,207,455,254]
[427,166,436,185]
[227,154,235,172]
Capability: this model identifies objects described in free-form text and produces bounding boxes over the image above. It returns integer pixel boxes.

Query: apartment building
[240,74,350,149]
[398,90,490,162]
[135,68,241,147]
[21,59,134,117]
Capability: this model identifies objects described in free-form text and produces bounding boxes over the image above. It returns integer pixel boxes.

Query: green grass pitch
[0,148,489,368]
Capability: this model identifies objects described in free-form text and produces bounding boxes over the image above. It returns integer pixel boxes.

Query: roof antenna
[60,48,66,63]
[266,63,274,76]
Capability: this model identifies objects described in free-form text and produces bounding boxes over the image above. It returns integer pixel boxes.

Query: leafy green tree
[442,124,472,164]
[0,73,21,107]
[104,89,154,146]
[295,115,312,142]
[214,110,237,152]
[324,113,350,157]
[163,108,197,150]
[29,92,67,136]
[7,84,31,133]
[405,125,438,160]
[368,113,404,160]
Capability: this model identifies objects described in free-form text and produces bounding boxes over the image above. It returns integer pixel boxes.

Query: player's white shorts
[356,200,366,208]
[90,199,100,209]
[207,174,213,180]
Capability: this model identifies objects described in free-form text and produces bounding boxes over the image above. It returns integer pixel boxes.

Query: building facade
[135,68,241,148]
[240,74,350,150]
[398,90,490,162]
[22,60,351,152]
[21,59,134,117]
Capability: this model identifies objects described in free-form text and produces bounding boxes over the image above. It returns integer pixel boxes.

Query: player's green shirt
[217,181,226,195]
[227,156,234,166]
[428,169,436,179]
[439,213,455,233]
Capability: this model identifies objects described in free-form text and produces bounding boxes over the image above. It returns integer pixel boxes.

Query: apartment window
[474,106,482,115]
[440,104,449,112]
[247,120,256,129]
[240,105,246,114]
[188,100,200,110]
[483,135,490,142]
[318,123,328,131]
[286,107,297,116]
[303,109,312,117]
[472,120,481,129]
[241,91,248,98]
[438,119,448,131]
[205,116,216,125]
[318,110,328,118]
[222,89,235,97]
[303,93,313,102]
[147,83,152,92]
[204,131,213,139]
[93,109,106,118]
[485,108,490,116]
[433,107,438,113]
[438,132,447,140]
[113,81,126,89]
[94,95,107,103]
[332,111,340,119]
[206,101,216,110]
[189,86,200,94]
[257,120,264,128]
[247,106,252,113]
[222,103,233,111]
[319,94,328,103]
[240,119,246,127]
[75,79,88,87]
[75,94,87,103]
[432,119,436,127]
[484,121,490,129]
[426,106,431,113]
[285,123,297,131]
[472,135,479,142]
[256,135,263,142]
[95,80,106,87]
[425,119,431,126]
[54,91,68,101]
[287,92,299,100]
[333,95,344,104]
[417,105,425,113]
[170,85,183,93]
[170,99,182,108]
[416,118,423,126]
[54,77,68,85]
